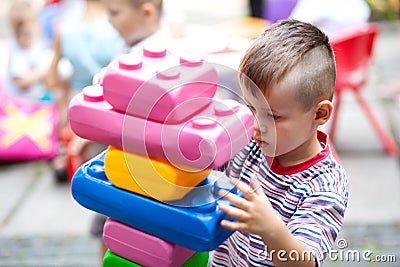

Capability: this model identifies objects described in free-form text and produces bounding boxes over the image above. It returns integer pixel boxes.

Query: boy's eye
[246,104,256,114]
[267,113,281,120]
[108,9,120,17]
[245,104,281,120]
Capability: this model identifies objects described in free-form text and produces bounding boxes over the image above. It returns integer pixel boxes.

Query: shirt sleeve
[287,189,348,266]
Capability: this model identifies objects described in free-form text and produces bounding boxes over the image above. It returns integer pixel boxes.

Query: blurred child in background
[85,0,172,263]
[46,0,120,126]
[39,0,86,44]
[6,0,54,101]
[44,0,120,182]
[102,0,171,55]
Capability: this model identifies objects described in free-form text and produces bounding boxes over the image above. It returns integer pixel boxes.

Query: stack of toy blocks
[68,44,254,266]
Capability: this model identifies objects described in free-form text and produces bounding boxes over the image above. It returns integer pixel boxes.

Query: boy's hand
[217,176,279,237]
[92,67,107,85]
[218,176,317,266]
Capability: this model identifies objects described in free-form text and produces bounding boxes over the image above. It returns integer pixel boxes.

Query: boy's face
[15,21,39,49]
[244,78,318,161]
[103,0,148,45]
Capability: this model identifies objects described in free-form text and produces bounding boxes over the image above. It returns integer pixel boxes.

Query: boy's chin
[256,141,275,156]
[261,148,275,157]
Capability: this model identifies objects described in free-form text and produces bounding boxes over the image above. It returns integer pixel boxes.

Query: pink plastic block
[68,85,253,169]
[102,45,218,124]
[103,218,195,267]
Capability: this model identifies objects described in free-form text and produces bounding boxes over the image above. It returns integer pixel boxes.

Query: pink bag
[0,94,59,160]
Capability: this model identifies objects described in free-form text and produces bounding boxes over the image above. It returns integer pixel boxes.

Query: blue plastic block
[71,151,241,252]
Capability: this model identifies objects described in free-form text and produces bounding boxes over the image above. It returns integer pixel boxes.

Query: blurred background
[0,0,400,266]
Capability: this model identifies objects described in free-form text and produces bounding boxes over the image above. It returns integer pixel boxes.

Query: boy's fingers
[230,177,262,199]
[92,67,107,85]
[219,189,250,210]
[218,203,250,222]
[92,73,101,85]
[220,219,248,231]
[249,174,262,194]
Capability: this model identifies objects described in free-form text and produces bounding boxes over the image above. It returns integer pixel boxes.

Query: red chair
[329,23,398,155]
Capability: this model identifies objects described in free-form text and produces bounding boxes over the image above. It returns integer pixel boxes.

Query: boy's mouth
[254,138,269,148]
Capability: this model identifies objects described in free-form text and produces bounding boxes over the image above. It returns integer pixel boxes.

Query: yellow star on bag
[0,102,53,151]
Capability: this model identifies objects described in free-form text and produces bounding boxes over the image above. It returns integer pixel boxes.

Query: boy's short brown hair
[128,0,163,17]
[239,19,336,111]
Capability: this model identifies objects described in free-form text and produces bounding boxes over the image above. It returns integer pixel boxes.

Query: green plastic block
[182,251,209,266]
[103,250,142,267]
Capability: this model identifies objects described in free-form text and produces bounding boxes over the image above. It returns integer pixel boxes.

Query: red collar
[268,131,331,175]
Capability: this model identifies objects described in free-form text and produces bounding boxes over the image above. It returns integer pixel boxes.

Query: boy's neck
[128,25,161,48]
[83,1,105,21]
[274,131,323,167]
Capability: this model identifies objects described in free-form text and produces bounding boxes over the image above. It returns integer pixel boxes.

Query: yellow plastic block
[104,146,211,201]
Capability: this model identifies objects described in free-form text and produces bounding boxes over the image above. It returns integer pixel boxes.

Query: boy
[89,0,169,263]
[45,0,119,182]
[6,0,54,101]
[90,0,171,83]
[102,0,170,54]
[210,20,348,266]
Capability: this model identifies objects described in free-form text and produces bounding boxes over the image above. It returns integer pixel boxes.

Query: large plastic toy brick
[103,249,209,267]
[103,250,141,267]
[71,151,241,251]
[68,85,253,169]
[182,251,209,266]
[105,146,210,201]
[103,218,195,267]
[102,45,218,124]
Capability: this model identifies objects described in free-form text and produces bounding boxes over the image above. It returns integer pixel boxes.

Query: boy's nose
[252,128,261,140]
[253,118,260,138]
[253,119,269,140]
[253,121,266,139]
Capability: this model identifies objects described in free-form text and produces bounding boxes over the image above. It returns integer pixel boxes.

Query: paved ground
[1,0,400,266]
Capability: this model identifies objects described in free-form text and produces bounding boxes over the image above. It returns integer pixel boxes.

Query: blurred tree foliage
[365,0,399,20]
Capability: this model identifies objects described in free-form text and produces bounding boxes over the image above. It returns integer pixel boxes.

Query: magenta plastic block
[103,218,195,267]
[102,46,218,124]
[68,85,253,169]
[71,150,242,251]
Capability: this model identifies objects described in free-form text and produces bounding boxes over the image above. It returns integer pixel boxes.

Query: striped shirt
[209,131,348,266]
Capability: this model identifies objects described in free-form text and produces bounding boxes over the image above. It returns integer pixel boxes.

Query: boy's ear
[314,100,333,126]
[142,2,156,18]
